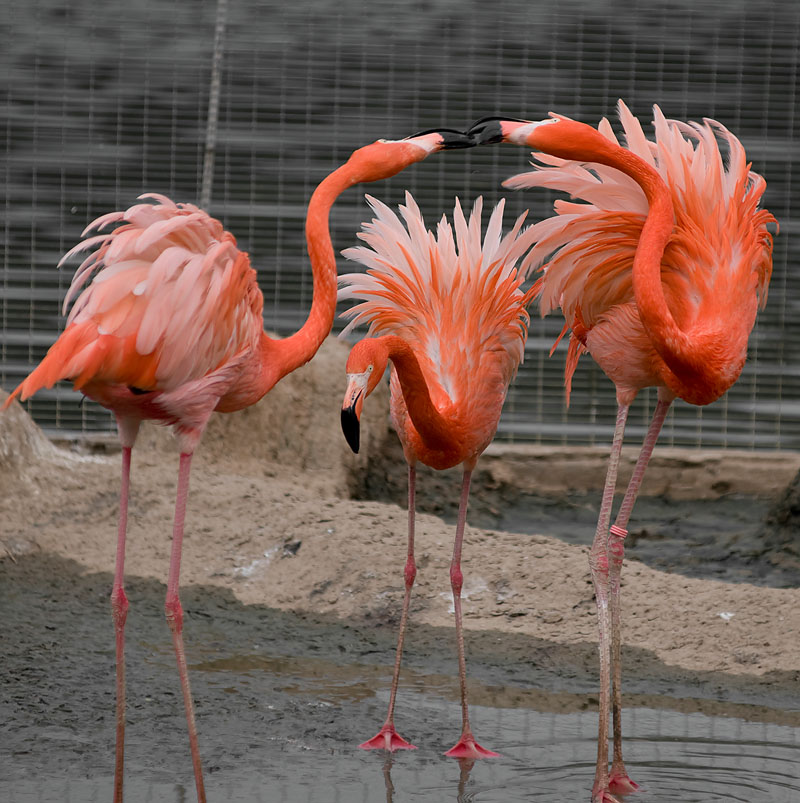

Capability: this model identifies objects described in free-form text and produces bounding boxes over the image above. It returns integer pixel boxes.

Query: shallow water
[6,696,800,802]
[2,555,798,803]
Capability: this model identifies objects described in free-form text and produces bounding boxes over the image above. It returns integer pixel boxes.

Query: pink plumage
[340,191,535,404]
[339,192,537,758]
[469,101,776,802]
[13,194,262,404]
[508,102,774,406]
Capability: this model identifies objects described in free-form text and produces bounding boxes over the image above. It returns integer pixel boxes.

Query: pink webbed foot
[608,771,640,795]
[592,788,623,803]
[444,732,500,759]
[592,782,624,803]
[359,723,417,752]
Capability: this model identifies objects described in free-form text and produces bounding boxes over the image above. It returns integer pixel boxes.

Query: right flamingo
[470,102,776,802]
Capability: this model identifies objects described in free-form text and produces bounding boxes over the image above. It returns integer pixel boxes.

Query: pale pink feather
[339,192,537,403]
[60,196,263,392]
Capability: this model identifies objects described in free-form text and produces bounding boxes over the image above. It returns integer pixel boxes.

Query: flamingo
[469,103,775,801]
[339,191,537,758]
[2,127,475,802]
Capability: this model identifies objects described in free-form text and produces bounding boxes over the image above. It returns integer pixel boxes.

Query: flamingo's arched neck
[258,141,443,400]
[260,166,350,391]
[505,116,745,405]
[365,335,456,452]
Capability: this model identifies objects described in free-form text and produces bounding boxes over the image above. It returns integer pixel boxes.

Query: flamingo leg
[607,397,671,795]
[444,469,499,759]
[590,404,630,803]
[164,452,206,803]
[360,463,418,751]
[111,444,132,803]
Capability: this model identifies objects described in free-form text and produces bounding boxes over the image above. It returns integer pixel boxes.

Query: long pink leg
[590,404,629,803]
[164,453,206,803]
[444,469,499,759]
[360,463,418,751]
[607,398,672,795]
[111,444,132,803]
[111,417,139,803]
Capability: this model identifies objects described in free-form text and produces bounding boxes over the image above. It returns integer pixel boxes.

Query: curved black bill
[467,116,530,145]
[341,404,361,454]
[406,127,476,150]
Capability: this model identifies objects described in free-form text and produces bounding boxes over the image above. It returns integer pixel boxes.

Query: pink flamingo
[340,191,537,758]
[470,103,775,801]
[3,127,475,802]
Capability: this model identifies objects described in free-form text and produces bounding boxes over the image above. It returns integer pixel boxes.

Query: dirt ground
[2,336,799,690]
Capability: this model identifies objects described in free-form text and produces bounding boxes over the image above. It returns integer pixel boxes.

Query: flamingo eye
[367,364,373,373]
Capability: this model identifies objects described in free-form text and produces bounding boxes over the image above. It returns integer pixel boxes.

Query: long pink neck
[265,146,431,390]
[530,119,732,404]
[267,165,357,384]
[381,335,455,451]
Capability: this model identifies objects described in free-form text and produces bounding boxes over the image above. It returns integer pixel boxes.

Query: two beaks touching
[340,114,567,454]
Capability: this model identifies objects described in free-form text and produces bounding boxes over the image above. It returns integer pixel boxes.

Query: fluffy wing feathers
[339,192,537,403]
[8,194,263,403]
[508,101,775,400]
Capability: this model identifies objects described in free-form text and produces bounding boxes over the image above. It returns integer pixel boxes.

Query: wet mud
[2,552,798,796]
[357,439,800,589]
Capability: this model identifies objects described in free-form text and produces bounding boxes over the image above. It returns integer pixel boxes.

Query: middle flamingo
[339,191,537,758]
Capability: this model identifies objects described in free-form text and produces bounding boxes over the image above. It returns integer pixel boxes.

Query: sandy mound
[2,340,799,680]
[132,336,391,497]
[0,388,65,475]
[0,389,109,527]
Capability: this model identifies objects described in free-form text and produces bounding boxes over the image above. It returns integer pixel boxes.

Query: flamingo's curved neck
[269,166,356,383]
[382,335,455,450]
[265,147,432,391]
[530,120,733,404]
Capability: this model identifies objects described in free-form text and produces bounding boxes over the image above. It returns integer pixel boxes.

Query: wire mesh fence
[2,0,799,448]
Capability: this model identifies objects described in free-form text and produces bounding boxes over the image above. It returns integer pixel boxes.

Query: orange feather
[510,102,775,406]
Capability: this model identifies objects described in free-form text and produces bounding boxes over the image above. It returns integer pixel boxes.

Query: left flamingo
[2,128,475,802]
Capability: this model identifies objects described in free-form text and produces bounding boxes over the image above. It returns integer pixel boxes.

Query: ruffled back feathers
[9,194,263,401]
[505,101,775,400]
[338,192,537,400]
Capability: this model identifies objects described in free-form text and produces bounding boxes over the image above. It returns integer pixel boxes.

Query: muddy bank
[2,337,799,704]
[356,436,800,588]
[2,553,798,786]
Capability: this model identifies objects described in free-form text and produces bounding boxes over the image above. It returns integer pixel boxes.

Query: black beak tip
[468,116,531,145]
[467,117,506,146]
[341,406,361,454]
[407,127,476,150]
[438,129,477,150]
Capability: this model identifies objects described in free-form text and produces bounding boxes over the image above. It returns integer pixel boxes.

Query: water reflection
[379,752,477,803]
[382,753,395,802]
[456,758,477,803]
[5,706,799,802]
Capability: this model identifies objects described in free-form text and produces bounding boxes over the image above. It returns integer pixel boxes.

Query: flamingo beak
[468,117,532,145]
[341,376,366,454]
[404,127,476,150]
[341,397,361,454]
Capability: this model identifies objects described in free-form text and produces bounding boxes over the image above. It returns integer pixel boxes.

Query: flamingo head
[343,127,475,183]
[468,116,559,147]
[468,114,617,163]
[341,338,390,454]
